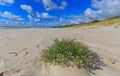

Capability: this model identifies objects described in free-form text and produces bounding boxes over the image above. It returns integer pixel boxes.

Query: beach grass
[42,39,101,72]
[60,16,120,28]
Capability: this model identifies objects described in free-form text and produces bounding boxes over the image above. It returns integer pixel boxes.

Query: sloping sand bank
[0,25,120,76]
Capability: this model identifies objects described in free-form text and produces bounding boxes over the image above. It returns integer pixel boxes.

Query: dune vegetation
[60,16,120,28]
[42,39,101,72]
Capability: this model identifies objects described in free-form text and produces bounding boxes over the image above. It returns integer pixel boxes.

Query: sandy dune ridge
[0,25,120,76]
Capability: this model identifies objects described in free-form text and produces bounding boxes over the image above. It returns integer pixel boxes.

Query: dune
[0,25,120,76]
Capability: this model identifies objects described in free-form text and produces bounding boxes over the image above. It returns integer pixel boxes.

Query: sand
[0,25,120,76]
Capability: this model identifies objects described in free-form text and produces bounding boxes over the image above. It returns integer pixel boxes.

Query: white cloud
[21,4,34,15]
[33,0,120,26]
[60,19,81,25]
[20,4,56,26]
[41,13,50,18]
[59,1,67,10]
[84,8,103,20]
[0,20,30,27]
[0,0,14,5]
[36,12,55,19]
[45,17,82,27]
[47,19,81,27]
[84,0,120,20]
[21,4,55,19]
[0,20,9,25]
[26,12,57,27]
[28,15,40,22]
[27,15,32,21]
[0,11,24,21]
[36,0,67,11]
[42,0,57,11]
[65,0,120,24]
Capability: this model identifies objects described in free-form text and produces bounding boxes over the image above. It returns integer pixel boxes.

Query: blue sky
[0,0,120,27]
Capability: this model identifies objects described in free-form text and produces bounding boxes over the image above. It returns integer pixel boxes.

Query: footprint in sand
[8,52,18,56]
[19,48,29,57]
[20,51,28,56]
[7,48,29,58]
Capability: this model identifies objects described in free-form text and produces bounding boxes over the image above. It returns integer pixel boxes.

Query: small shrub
[42,39,100,72]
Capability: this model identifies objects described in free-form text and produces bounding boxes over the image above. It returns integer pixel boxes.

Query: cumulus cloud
[0,11,24,21]
[28,15,40,22]
[46,19,81,27]
[42,0,57,10]
[60,19,81,25]
[33,0,120,27]
[0,20,9,25]
[0,0,14,5]
[20,4,56,27]
[26,12,56,27]
[52,0,120,27]
[20,4,55,19]
[36,0,67,11]
[84,0,120,20]
[21,4,34,15]
[36,12,55,19]
[59,1,67,10]
[0,11,26,27]
[84,8,103,20]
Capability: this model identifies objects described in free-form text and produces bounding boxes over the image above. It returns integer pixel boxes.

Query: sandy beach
[0,25,120,76]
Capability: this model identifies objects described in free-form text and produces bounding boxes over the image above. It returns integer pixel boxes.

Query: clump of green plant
[42,39,101,72]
